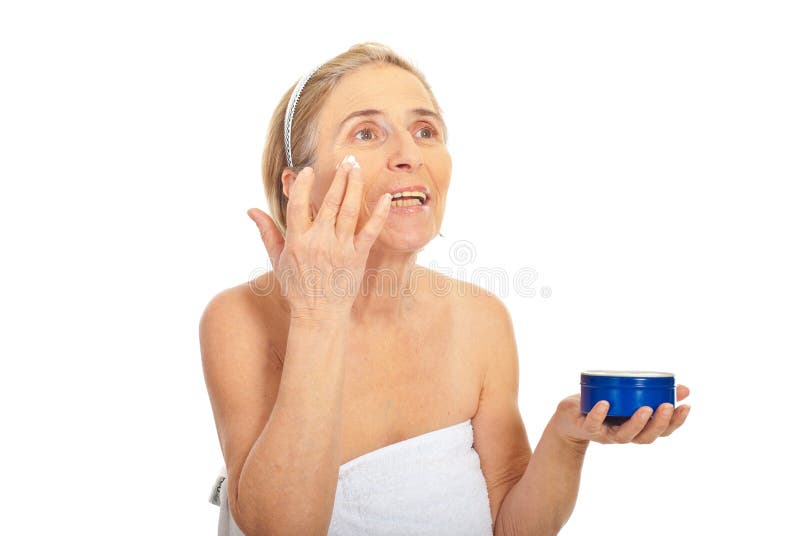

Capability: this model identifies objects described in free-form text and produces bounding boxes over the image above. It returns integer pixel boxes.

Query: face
[284,63,452,252]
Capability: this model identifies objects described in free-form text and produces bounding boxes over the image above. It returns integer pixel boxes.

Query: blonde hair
[261,41,448,236]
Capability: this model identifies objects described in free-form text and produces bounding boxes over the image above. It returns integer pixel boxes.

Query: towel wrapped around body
[209,418,494,536]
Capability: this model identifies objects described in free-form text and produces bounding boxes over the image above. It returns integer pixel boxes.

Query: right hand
[247,159,393,321]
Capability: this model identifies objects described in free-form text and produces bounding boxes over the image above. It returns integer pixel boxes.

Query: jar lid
[581,370,675,388]
[582,370,673,378]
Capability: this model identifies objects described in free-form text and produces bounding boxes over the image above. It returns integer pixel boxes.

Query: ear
[281,168,298,199]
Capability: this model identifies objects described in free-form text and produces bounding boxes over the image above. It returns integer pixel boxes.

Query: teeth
[391,190,427,201]
[390,198,423,207]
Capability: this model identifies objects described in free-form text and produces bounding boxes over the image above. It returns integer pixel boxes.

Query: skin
[244,62,692,534]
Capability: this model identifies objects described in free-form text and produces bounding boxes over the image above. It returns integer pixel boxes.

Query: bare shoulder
[201,277,277,351]
[203,271,290,344]
[422,267,507,311]
[423,267,511,370]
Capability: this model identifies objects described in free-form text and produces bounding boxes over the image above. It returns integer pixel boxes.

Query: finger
[583,400,611,441]
[632,403,674,444]
[285,167,316,235]
[662,404,691,436]
[676,384,690,401]
[317,160,352,225]
[247,208,284,269]
[611,406,653,443]
[336,163,363,240]
[354,192,392,255]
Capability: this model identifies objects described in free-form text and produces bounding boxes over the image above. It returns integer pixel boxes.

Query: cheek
[430,152,452,186]
[431,165,451,197]
[314,173,336,200]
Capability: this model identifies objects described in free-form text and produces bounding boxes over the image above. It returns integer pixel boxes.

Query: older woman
[201,42,691,536]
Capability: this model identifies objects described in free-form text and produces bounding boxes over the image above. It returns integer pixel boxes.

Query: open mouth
[389,191,428,207]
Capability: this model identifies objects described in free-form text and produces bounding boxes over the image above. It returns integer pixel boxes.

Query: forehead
[318,63,435,126]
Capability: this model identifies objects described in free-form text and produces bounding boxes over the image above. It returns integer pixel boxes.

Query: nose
[386,129,423,173]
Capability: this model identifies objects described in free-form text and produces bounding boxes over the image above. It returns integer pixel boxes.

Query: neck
[350,248,425,325]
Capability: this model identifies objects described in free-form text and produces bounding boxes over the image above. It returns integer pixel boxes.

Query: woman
[201,42,691,536]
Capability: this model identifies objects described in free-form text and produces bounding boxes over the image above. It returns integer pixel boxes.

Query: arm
[216,158,389,534]
[469,294,692,536]
[474,296,585,536]
[237,315,349,535]
[495,390,693,536]
[200,289,349,536]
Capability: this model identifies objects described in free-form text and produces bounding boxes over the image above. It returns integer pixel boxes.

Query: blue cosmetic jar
[580,370,675,418]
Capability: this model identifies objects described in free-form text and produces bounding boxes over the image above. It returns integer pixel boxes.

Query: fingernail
[338,154,359,169]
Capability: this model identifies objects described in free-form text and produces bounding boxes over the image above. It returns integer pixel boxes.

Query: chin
[375,228,436,253]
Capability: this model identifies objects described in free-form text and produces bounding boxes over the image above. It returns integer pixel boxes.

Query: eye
[416,124,438,140]
[354,126,379,141]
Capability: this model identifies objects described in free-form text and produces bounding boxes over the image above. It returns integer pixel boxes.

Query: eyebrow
[337,107,445,133]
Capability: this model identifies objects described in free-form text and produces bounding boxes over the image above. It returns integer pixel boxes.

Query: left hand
[551,385,691,446]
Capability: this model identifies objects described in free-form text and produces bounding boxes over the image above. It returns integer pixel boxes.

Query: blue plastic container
[580,370,675,417]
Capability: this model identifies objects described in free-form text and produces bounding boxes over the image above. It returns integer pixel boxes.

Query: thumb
[247,208,284,269]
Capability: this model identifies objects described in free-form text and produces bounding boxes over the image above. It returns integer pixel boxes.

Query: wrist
[546,416,590,456]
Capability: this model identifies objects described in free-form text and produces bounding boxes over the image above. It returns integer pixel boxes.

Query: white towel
[209,419,493,536]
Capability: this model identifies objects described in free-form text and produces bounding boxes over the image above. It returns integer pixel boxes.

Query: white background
[2,1,798,534]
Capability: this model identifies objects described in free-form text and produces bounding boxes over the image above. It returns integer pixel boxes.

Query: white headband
[284,64,323,168]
